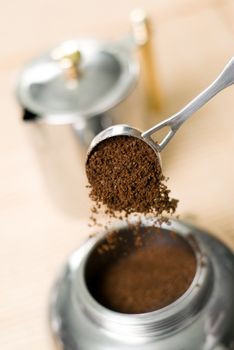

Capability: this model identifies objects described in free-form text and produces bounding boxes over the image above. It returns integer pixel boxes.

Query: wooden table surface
[1,0,234,349]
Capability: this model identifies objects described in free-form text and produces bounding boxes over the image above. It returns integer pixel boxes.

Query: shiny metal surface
[86,56,234,168]
[17,37,146,216]
[142,56,234,151]
[17,38,139,122]
[86,124,162,168]
[50,219,234,349]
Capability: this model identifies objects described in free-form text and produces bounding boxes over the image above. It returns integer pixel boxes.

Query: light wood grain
[0,1,234,349]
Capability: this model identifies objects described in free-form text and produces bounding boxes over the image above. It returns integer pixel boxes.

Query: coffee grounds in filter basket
[86,135,178,219]
[86,227,196,314]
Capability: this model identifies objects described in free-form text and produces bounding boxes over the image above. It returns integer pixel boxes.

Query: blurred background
[0,0,234,349]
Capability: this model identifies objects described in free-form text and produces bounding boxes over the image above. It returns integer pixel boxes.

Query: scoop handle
[142,56,234,152]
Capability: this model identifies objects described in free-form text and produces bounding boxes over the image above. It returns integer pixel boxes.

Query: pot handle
[130,8,162,113]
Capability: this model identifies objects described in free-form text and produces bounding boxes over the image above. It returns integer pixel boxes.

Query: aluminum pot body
[18,38,147,216]
[50,219,234,350]
[23,81,145,217]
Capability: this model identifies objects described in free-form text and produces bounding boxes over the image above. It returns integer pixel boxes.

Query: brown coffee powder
[86,227,196,314]
[86,136,178,219]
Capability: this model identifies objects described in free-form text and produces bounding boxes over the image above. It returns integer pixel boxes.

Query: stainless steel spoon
[86,57,234,167]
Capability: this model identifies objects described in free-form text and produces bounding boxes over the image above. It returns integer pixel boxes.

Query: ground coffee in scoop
[86,136,178,219]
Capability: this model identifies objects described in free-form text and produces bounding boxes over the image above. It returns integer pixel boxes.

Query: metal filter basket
[50,218,234,350]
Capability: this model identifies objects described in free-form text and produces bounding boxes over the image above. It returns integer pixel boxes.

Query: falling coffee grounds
[86,136,178,219]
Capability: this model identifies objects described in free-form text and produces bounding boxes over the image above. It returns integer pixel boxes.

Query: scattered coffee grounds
[86,136,178,220]
[86,227,196,314]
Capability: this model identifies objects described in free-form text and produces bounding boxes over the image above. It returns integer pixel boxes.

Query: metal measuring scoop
[86,57,234,167]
